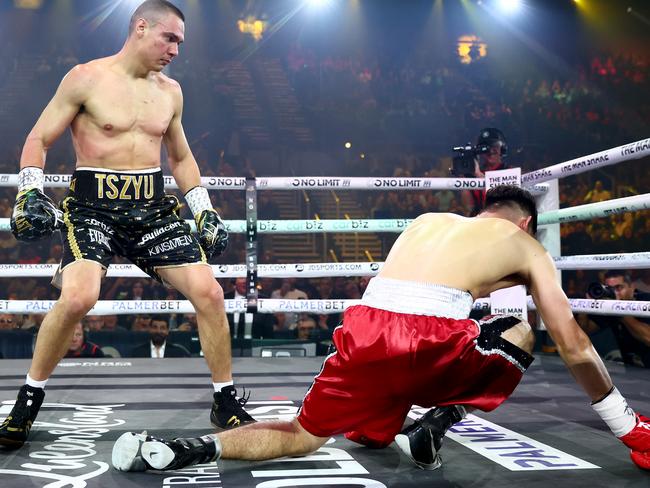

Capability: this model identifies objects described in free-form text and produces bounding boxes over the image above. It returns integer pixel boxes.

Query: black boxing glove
[196,209,228,258]
[185,186,228,258]
[11,167,62,242]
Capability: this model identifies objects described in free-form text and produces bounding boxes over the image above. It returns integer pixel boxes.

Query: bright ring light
[306,0,333,8]
[497,0,522,14]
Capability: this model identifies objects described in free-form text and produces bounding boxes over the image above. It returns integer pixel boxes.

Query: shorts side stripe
[62,197,82,260]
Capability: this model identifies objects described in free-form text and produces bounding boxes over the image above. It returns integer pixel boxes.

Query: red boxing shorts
[297,279,533,448]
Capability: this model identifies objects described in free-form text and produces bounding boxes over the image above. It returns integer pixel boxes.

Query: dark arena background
[0,0,649,487]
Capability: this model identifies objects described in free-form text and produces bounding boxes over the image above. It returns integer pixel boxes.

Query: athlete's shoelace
[236,387,251,408]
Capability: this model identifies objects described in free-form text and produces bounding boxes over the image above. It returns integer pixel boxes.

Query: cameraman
[454,128,509,215]
[578,270,650,368]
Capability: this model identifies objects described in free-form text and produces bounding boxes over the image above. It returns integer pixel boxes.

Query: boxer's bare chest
[73,72,174,141]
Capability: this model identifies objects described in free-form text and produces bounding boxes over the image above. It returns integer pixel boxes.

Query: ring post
[536,178,561,343]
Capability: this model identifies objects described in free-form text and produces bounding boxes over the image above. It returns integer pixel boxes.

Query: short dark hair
[151,317,169,326]
[604,270,631,284]
[483,185,538,234]
[129,0,184,34]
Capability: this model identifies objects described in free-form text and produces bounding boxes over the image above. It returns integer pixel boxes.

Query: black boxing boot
[113,432,221,472]
[141,434,221,471]
[0,385,45,449]
[394,405,466,470]
[210,385,255,429]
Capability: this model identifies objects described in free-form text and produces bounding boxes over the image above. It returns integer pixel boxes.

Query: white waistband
[76,166,161,174]
[361,277,474,319]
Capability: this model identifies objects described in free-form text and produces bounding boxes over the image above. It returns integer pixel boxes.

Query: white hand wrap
[591,387,637,437]
[18,167,45,193]
[184,186,212,218]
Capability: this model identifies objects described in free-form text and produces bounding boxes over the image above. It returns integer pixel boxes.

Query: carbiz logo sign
[0,402,125,487]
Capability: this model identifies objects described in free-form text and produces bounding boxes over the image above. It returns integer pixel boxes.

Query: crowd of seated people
[287,44,648,160]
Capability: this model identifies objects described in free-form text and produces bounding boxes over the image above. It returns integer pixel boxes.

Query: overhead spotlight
[344,142,352,149]
[496,0,522,14]
[306,0,334,9]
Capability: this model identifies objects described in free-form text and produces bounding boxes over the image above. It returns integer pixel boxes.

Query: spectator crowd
[0,24,647,366]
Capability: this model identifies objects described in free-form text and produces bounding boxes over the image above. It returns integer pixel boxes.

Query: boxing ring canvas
[1,355,648,487]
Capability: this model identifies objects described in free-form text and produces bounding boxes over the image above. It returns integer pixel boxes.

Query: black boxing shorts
[54,167,207,287]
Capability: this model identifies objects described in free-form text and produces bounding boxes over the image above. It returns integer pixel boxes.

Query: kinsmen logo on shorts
[147,235,192,256]
[95,174,155,200]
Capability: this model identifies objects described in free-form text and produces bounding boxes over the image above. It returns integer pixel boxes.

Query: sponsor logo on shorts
[370,262,380,271]
[137,221,183,246]
[88,228,111,249]
[147,235,193,256]
[84,218,114,235]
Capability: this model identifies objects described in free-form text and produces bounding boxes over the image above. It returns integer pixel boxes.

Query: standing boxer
[0,0,253,450]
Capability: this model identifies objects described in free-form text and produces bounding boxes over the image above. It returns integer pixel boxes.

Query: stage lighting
[306,0,333,9]
[14,0,42,8]
[344,142,352,149]
[496,0,522,14]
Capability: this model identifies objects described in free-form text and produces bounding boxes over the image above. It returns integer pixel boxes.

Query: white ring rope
[521,137,650,186]
[0,191,648,234]
[255,177,550,194]
[0,174,547,193]
[0,253,647,278]
[553,252,650,270]
[2,298,648,317]
[0,138,645,191]
[537,193,650,225]
[526,298,650,318]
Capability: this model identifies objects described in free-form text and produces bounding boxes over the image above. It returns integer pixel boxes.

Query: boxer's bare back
[379,213,547,299]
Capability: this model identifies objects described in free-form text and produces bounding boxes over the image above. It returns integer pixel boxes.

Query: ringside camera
[587,282,616,299]
[449,128,508,177]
